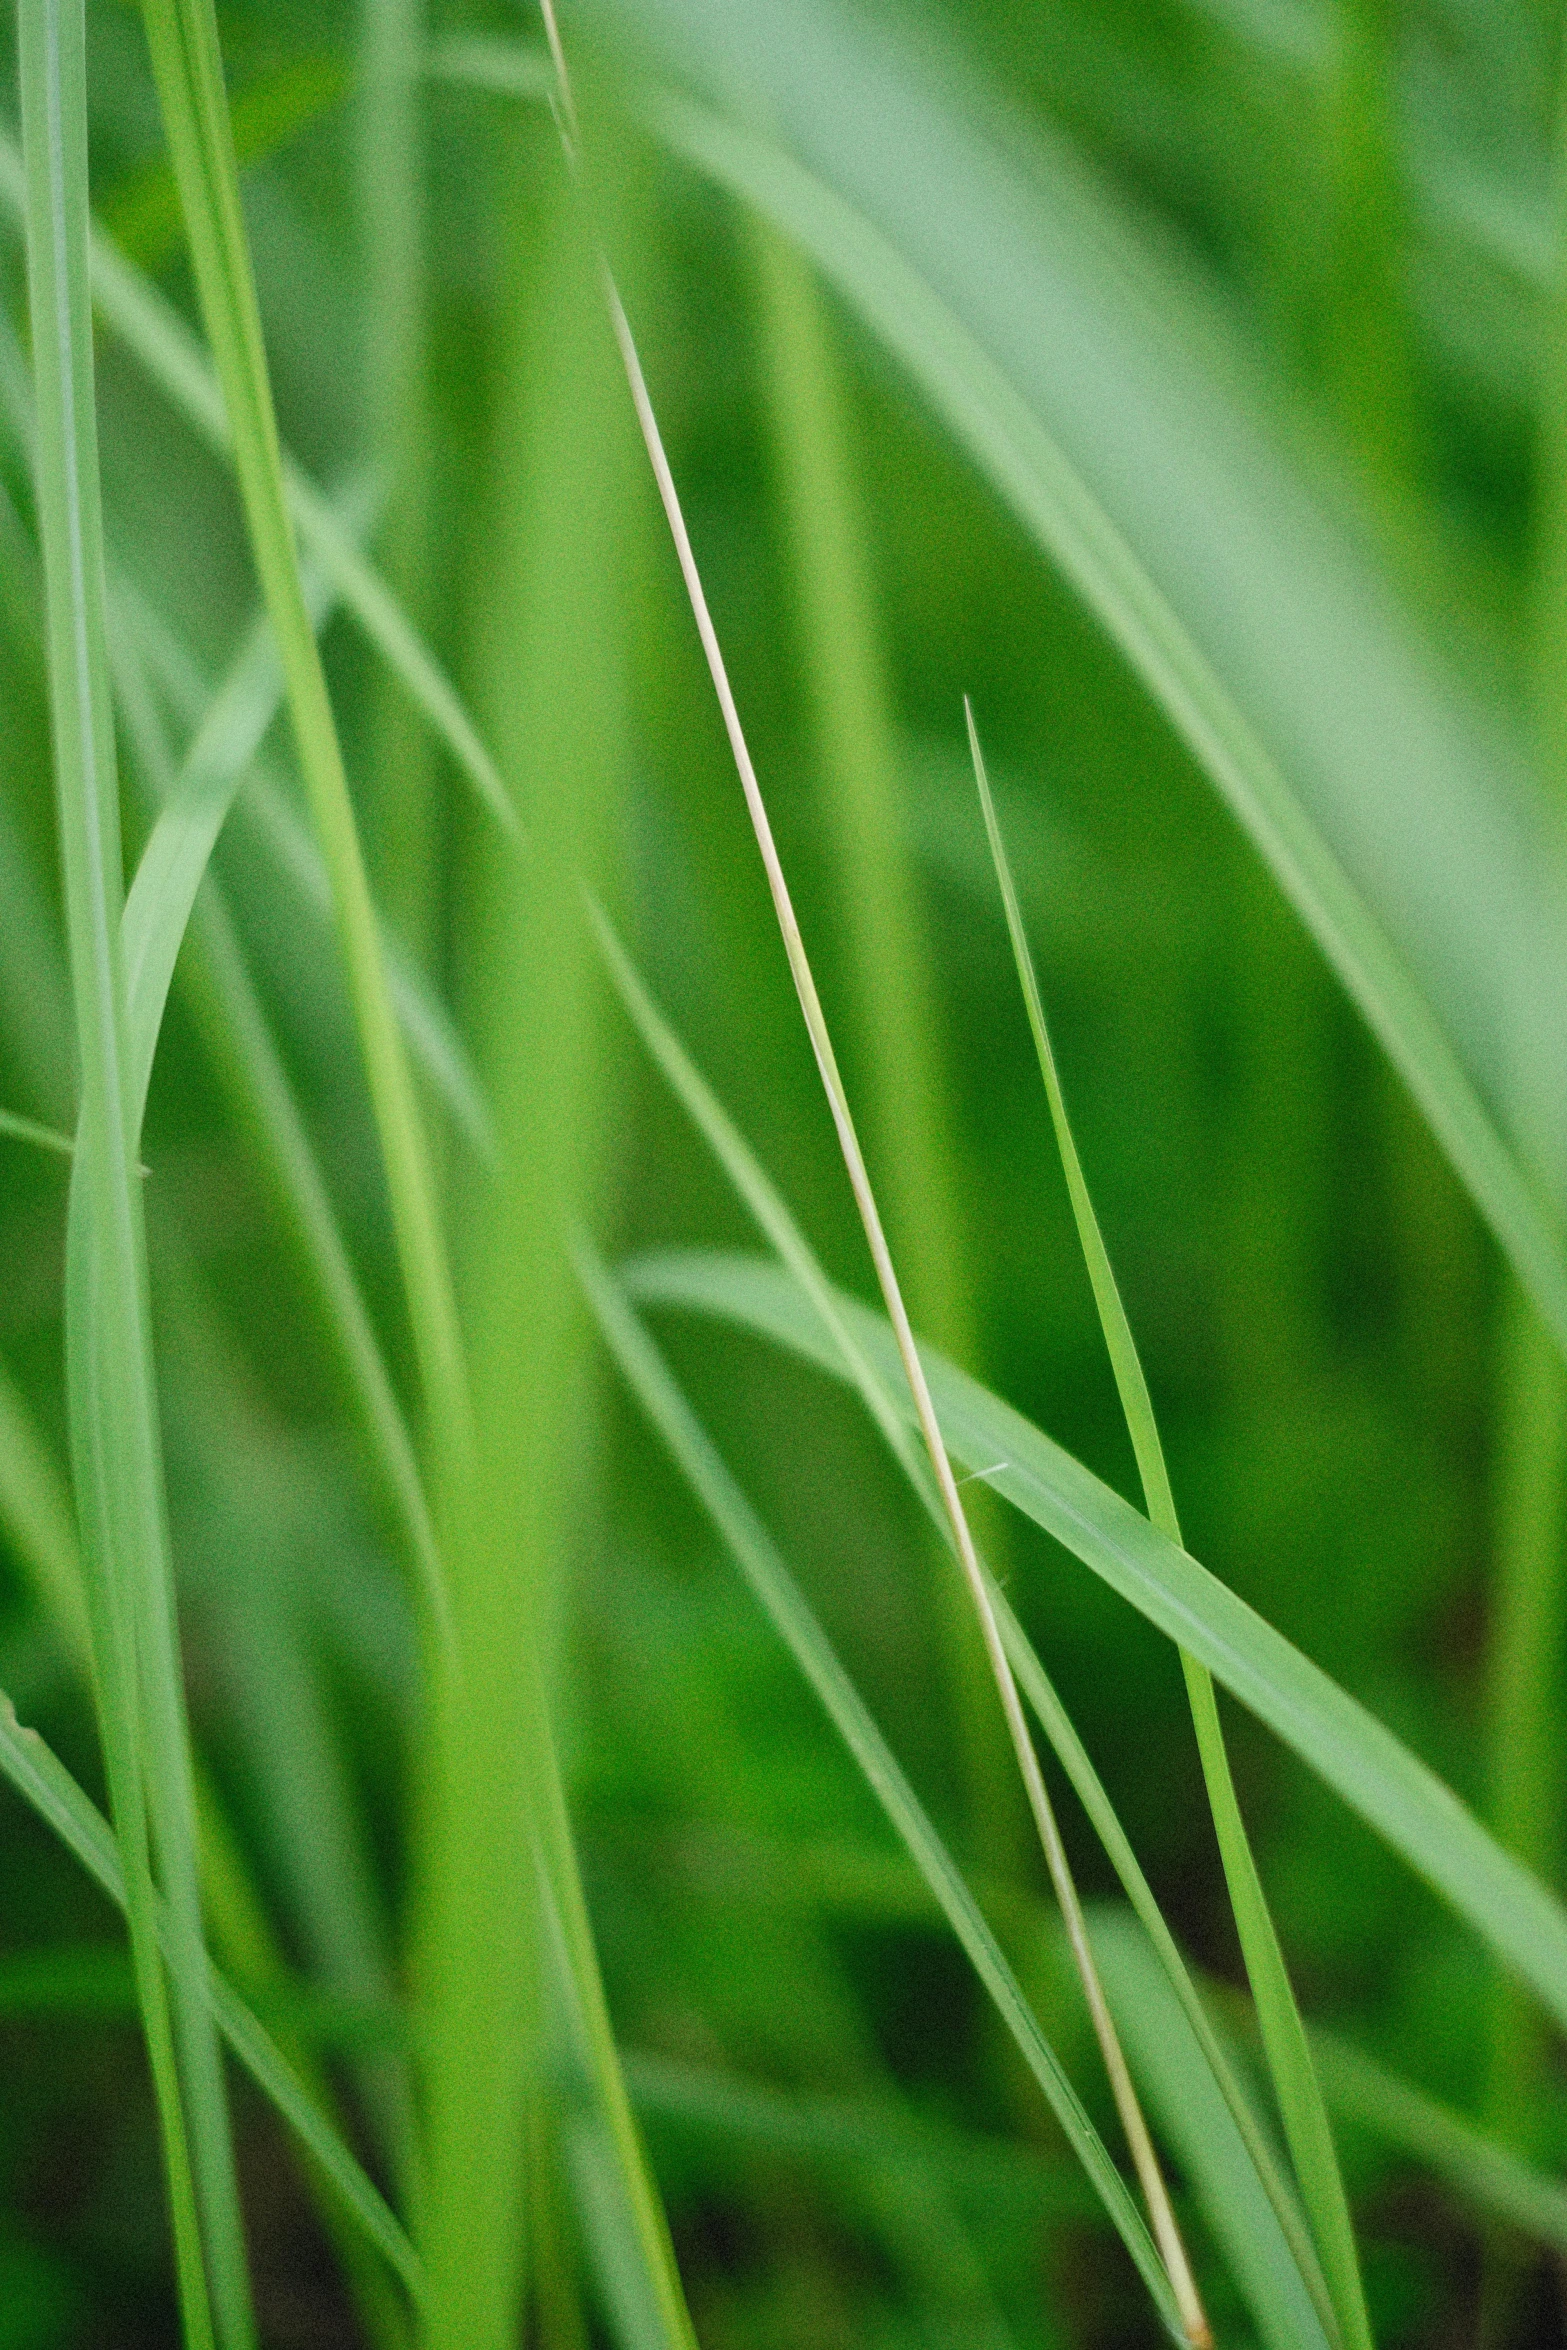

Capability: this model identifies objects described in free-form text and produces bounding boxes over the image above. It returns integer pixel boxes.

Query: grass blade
[595,916,1335,2331]
[630,1249,1567,2044]
[577,1241,1185,2342]
[19,0,250,2334]
[968,703,1369,2350]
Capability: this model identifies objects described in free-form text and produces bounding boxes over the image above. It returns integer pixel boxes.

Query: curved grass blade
[576,1240,1185,2343]
[595,913,1334,2329]
[462,14,1567,1373]
[135,0,472,1495]
[0,1696,422,2303]
[968,704,1367,2350]
[19,1,248,2334]
[628,1250,1567,2045]
[1089,1908,1333,2350]
[106,607,451,1654]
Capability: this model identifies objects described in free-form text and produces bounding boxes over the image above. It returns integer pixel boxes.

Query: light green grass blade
[0,1106,73,1155]
[1089,1909,1332,2350]
[106,616,451,1654]
[577,1241,1185,2342]
[135,0,472,1496]
[19,2,249,2336]
[969,706,1368,2350]
[540,1809,699,2350]
[416,139,681,2350]
[108,566,491,1159]
[118,538,351,1128]
[512,14,1567,1370]
[0,131,511,843]
[596,919,1333,2330]
[0,1696,421,2303]
[629,1251,1567,2041]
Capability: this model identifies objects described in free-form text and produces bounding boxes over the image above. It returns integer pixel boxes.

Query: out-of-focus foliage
[1,0,1565,2344]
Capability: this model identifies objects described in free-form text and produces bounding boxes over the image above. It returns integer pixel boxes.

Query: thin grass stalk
[593,918,1336,2332]
[18,1,251,2338]
[966,703,1370,2350]
[748,217,1023,1877]
[538,25,1203,2337]
[135,0,473,1492]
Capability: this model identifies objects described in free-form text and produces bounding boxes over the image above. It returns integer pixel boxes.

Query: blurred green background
[1,0,1564,2342]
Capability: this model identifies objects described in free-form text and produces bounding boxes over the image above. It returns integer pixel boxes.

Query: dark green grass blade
[0,1697,421,2301]
[579,1243,1184,2341]
[629,1251,1567,2042]
[969,707,1367,2350]
[19,1,248,2335]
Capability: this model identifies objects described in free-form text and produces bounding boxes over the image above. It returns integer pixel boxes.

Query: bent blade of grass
[558,70,1203,2312]
[576,1241,1184,2342]
[0,130,512,844]
[1089,1908,1332,2350]
[632,1250,1567,2047]
[108,566,490,1159]
[106,612,451,1654]
[0,1696,421,2302]
[135,0,472,1496]
[613,68,1567,1373]
[594,919,1333,2331]
[969,704,1367,2350]
[432,31,1567,1363]
[20,1,249,2337]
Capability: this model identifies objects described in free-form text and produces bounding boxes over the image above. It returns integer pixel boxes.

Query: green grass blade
[19,1,249,2335]
[969,705,1368,2350]
[576,1239,1185,2343]
[416,140,672,2350]
[594,901,1334,2325]
[106,616,451,1652]
[108,567,491,1158]
[0,1354,87,1658]
[1089,1908,1332,2350]
[0,1696,421,2303]
[135,0,472,1493]
[629,1251,1567,2042]
[538,1774,699,2350]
